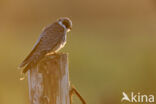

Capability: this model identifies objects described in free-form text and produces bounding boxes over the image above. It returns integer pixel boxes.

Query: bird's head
[58,17,72,32]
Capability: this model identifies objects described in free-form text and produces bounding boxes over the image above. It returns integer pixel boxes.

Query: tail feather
[19,60,29,69]
[22,64,31,73]
[19,50,47,73]
[19,53,34,68]
[22,56,41,73]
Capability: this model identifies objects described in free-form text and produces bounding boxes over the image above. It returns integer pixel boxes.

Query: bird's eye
[62,20,70,29]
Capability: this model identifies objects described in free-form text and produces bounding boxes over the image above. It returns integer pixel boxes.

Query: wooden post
[28,53,70,104]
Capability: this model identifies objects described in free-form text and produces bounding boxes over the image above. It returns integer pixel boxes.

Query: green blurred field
[0,0,156,104]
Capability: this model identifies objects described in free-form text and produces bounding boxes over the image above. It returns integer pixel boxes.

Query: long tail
[19,52,34,68]
[18,55,34,73]
[19,50,47,73]
[21,54,46,73]
[22,63,32,73]
[21,58,38,74]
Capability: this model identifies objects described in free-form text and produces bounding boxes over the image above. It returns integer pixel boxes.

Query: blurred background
[0,0,156,104]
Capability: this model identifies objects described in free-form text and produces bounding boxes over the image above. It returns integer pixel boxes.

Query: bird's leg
[70,86,86,104]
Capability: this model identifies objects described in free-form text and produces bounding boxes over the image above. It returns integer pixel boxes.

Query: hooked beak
[67,27,72,32]
[69,27,72,30]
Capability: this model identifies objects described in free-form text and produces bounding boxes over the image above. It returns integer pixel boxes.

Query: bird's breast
[55,41,66,52]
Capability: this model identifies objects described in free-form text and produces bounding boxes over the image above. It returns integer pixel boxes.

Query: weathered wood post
[28,53,70,104]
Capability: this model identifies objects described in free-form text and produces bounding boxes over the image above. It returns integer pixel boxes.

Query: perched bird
[19,17,72,73]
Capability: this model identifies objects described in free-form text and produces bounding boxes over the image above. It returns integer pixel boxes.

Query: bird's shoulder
[43,22,65,34]
[35,22,65,49]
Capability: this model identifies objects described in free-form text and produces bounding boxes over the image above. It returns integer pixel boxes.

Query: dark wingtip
[22,64,31,73]
[18,60,28,69]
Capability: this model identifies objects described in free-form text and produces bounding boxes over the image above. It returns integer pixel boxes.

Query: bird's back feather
[19,22,66,73]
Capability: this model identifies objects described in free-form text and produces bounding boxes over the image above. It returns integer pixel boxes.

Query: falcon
[19,17,72,73]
